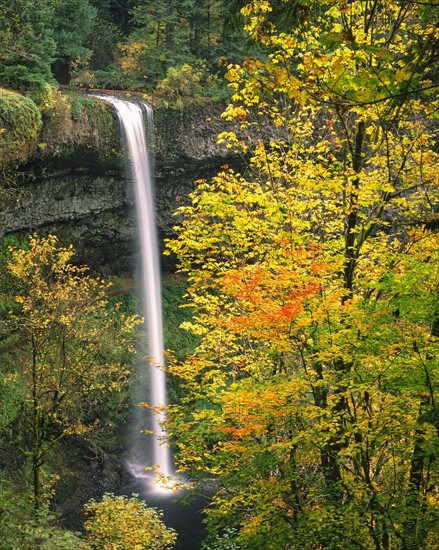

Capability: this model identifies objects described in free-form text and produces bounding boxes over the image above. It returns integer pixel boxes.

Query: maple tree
[165,1,439,549]
[3,235,141,510]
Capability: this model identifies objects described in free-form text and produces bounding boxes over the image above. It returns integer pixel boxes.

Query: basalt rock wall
[0,92,240,274]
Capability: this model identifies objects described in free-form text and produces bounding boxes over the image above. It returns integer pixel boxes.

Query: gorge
[93,93,173,485]
[0,94,239,276]
[0,91,237,548]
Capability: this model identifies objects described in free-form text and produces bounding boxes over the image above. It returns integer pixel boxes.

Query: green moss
[69,93,121,160]
[49,90,122,167]
[0,86,123,170]
[162,274,199,361]
[32,88,121,163]
[69,96,94,122]
[0,88,42,166]
[33,87,73,155]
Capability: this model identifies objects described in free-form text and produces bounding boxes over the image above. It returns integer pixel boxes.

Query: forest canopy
[165,1,439,549]
[0,0,251,94]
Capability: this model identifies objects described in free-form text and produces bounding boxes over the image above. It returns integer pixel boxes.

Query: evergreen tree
[51,0,97,84]
[0,0,57,89]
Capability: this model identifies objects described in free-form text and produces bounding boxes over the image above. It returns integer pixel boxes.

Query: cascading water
[91,95,206,549]
[94,95,173,486]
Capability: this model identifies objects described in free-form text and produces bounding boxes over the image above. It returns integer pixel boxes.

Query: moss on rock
[32,86,122,167]
[0,87,42,166]
[0,86,122,171]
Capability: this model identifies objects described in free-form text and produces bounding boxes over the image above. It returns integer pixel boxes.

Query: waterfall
[93,95,173,485]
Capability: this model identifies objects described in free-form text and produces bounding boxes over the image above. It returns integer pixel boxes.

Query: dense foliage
[0,235,141,510]
[1,1,438,549]
[0,481,82,550]
[165,1,439,548]
[0,0,96,88]
[0,238,193,547]
[0,0,251,96]
[83,493,177,549]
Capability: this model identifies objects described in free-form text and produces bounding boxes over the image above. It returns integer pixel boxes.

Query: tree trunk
[32,336,42,510]
[33,451,42,511]
[166,0,175,48]
[343,120,364,299]
[190,0,203,57]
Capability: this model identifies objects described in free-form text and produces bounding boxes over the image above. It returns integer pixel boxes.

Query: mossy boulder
[0,86,122,172]
[33,87,121,167]
[0,88,42,166]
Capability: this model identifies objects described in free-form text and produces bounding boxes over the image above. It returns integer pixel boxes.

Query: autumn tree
[166,1,439,549]
[3,235,141,510]
[83,493,177,549]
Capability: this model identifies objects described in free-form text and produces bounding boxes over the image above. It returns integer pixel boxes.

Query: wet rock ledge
[0,89,239,274]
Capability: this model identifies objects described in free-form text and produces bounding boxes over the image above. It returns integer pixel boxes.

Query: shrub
[154,62,225,109]
[83,493,177,549]
[0,88,42,165]
[0,480,81,550]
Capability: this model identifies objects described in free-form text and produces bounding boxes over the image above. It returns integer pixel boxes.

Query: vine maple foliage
[166,2,439,549]
[5,235,141,510]
[83,493,176,549]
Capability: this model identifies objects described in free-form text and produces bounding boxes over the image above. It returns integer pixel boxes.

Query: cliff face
[0,92,238,274]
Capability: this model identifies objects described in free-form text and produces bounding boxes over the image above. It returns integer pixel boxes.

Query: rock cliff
[0,91,240,274]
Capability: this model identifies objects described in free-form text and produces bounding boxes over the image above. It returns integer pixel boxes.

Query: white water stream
[94,95,173,485]
[90,95,206,548]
